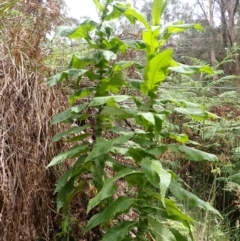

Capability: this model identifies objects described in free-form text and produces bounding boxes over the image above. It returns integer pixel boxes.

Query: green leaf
[86,139,115,162]
[169,228,188,241]
[69,87,95,105]
[93,0,104,12]
[69,55,93,69]
[123,8,149,28]
[104,5,122,21]
[99,72,125,93]
[89,95,131,107]
[66,20,98,39]
[141,159,172,206]
[148,217,176,241]
[169,133,189,144]
[123,40,146,50]
[47,144,89,167]
[143,27,160,60]
[86,196,137,231]
[101,221,137,241]
[174,107,218,121]
[142,49,172,95]
[152,0,168,26]
[170,181,221,217]
[100,107,134,120]
[169,64,213,75]
[154,114,164,139]
[113,61,134,71]
[177,145,218,162]
[160,23,203,47]
[87,168,140,212]
[52,125,89,142]
[137,112,155,125]
[47,69,88,87]
[47,72,68,87]
[94,49,117,64]
[51,109,72,125]
[164,199,193,222]
[54,155,87,194]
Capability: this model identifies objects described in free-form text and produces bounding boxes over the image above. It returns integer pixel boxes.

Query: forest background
[1,0,240,240]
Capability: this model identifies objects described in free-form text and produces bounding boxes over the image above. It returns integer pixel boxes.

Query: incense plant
[47,0,221,240]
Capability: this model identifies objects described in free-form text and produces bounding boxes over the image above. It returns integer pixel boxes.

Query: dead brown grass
[0,1,68,240]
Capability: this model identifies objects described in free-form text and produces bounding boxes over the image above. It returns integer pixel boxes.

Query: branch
[233,0,239,16]
[196,0,209,25]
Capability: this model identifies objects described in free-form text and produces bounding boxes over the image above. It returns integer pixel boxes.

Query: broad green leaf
[52,125,89,142]
[170,99,202,108]
[148,217,176,241]
[137,112,155,125]
[69,87,95,105]
[102,37,127,53]
[169,228,188,241]
[69,55,93,69]
[86,135,133,162]
[152,0,168,26]
[68,20,98,39]
[93,0,104,12]
[113,61,134,71]
[169,181,221,216]
[65,133,91,143]
[155,114,164,139]
[57,178,85,211]
[87,168,140,212]
[54,155,87,194]
[47,69,88,87]
[54,26,77,38]
[169,64,213,75]
[93,49,117,63]
[160,23,203,46]
[142,49,172,94]
[101,221,137,241]
[147,146,168,156]
[177,145,218,162]
[164,199,193,222]
[47,72,68,87]
[124,8,149,28]
[104,5,122,21]
[89,95,131,107]
[174,107,218,121]
[85,138,115,162]
[127,147,149,162]
[100,106,134,120]
[51,109,72,125]
[86,196,137,231]
[141,159,172,206]
[99,72,125,93]
[123,40,146,50]
[47,144,89,167]
[169,133,189,144]
[142,27,160,60]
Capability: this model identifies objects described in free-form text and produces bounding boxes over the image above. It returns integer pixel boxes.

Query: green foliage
[47,0,221,240]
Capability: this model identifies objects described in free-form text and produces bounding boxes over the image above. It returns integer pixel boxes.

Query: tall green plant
[47,0,221,240]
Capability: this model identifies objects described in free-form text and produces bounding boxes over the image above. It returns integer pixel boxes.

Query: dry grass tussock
[0,1,69,240]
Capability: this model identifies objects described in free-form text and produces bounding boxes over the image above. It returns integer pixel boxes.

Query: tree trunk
[226,0,240,89]
[220,0,230,74]
[209,0,217,67]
